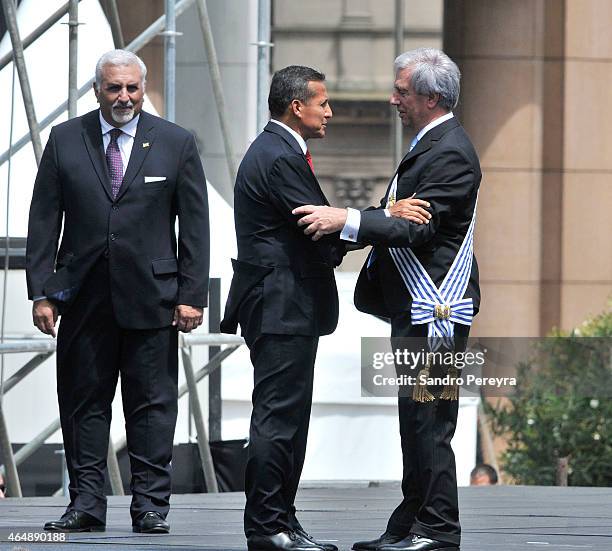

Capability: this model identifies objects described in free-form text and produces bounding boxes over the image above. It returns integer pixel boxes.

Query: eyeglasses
[393,87,426,99]
[394,88,412,98]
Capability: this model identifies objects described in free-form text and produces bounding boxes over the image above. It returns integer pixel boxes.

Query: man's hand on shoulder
[32,299,58,338]
[388,195,432,224]
[292,205,347,241]
[173,304,204,333]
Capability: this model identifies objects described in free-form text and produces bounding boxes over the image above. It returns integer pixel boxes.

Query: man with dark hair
[295,47,481,551]
[223,65,431,551]
[267,66,326,118]
[221,65,338,551]
[470,464,498,486]
[26,49,209,534]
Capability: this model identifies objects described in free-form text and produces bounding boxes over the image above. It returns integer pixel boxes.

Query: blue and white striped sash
[389,194,478,350]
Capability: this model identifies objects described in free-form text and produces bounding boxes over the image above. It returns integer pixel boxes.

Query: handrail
[0,331,245,497]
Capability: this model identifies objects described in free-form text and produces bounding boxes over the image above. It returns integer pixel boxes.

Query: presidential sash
[389,194,479,351]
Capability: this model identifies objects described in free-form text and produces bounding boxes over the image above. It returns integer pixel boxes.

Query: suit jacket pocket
[152,258,178,275]
[142,182,167,191]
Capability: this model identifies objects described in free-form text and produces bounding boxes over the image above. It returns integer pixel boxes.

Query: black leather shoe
[353,531,406,550]
[247,530,326,550]
[294,526,338,551]
[43,510,105,532]
[379,534,459,551]
[132,511,170,534]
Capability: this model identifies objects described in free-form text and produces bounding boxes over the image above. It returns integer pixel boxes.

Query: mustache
[112,100,134,109]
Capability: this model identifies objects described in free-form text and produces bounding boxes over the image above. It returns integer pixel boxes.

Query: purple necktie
[106,128,123,198]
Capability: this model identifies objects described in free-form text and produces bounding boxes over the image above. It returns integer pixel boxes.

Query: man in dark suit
[26,50,209,534]
[222,65,428,551]
[220,65,341,551]
[294,48,481,551]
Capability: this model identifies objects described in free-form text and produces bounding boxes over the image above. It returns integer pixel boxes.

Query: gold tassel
[413,367,435,402]
[440,367,460,401]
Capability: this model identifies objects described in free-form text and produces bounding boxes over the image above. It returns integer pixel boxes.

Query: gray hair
[95,50,147,88]
[394,48,460,110]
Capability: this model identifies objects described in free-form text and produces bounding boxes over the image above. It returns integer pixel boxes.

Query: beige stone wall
[561,0,612,329]
[446,0,611,336]
[272,0,443,93]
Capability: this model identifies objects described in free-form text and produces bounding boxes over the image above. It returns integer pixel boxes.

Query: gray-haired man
[27,49,209,534]
[294,48,481,551]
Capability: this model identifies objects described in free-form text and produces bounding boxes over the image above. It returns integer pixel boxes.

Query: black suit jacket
[26,109,210,329]
[221,121,341,339]
[354,117,481,318]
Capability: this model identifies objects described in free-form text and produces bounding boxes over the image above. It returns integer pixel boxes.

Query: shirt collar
[415,111,454,143]
[270,119,308,154]
[99,110,140,138]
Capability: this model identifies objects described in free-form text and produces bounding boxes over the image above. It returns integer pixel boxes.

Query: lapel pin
[143,142,150,148]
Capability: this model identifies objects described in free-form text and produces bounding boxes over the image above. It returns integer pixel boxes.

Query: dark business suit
[221,121,341,537]
[354,117,481,546]
[26,109,209,522]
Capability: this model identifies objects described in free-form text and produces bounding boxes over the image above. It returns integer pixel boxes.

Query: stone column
[559,0,612,329]
[444,0,567,336]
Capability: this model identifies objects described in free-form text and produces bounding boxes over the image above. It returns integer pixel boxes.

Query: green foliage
[486,305,612,486]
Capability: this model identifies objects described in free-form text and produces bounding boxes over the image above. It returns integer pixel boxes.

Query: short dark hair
[470,463,498,484]
[268,65,326,118]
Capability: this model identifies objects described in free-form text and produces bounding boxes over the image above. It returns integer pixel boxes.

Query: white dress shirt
[99,111,140,174]
[340,112,455,242]
[269,119,308,154]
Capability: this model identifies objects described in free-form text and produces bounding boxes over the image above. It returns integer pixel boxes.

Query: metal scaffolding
[0,331,244,498]
[163,0,178,122]
[195,0,237,188]
[0,0,246,498]
[255,0,272,133]
[66,0,80,119]
[1,0,42,164]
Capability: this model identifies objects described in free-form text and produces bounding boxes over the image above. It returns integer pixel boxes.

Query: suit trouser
[243,332,319,537]
[56,256,178,523]
[385,314,470,546]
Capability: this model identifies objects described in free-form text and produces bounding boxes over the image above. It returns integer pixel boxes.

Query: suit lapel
[81,111,113,200]
[304,151,329,206]
[264,121,303,155]
[381,117,461,205]
[305,156,328,206]
[398,117,460,170]
[116,112,156,201]
[264,121,329,205]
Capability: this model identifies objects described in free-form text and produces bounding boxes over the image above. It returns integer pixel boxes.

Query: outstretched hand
[292,205,348,241]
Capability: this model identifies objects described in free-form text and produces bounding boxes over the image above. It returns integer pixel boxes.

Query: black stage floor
[0,484,611,550]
